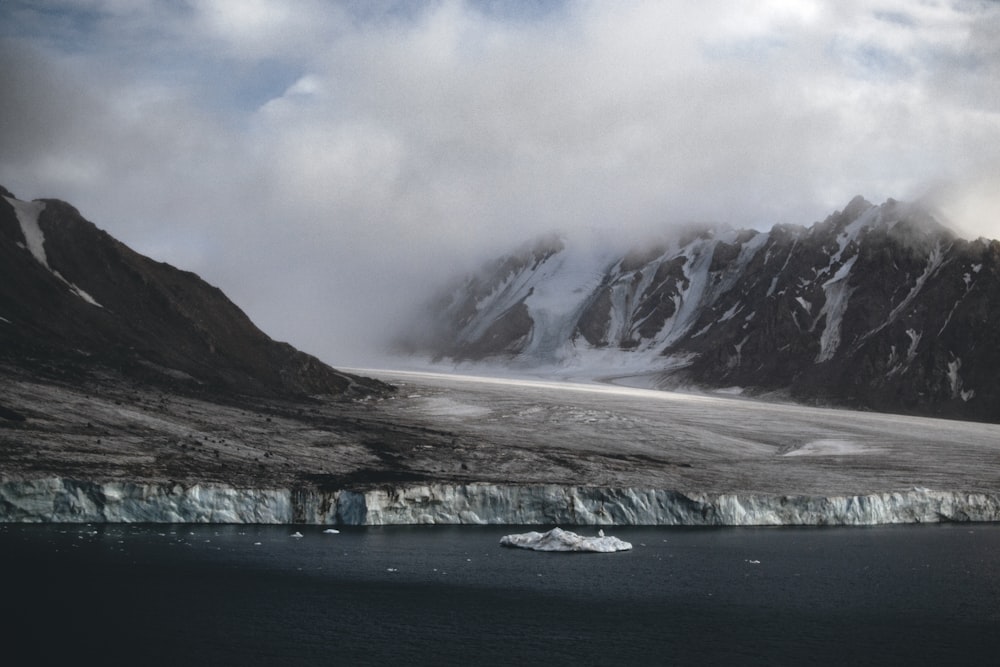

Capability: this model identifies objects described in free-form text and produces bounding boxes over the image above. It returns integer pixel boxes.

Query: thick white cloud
[1,0,998,365]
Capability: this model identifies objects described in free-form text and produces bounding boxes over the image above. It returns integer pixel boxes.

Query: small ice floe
[290,531,304,539]
[747,559,761,565]
[500,527,632,553]
[387,568,398,573]
[322,529,340,534]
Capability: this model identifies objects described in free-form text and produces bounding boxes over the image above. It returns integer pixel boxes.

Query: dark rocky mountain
[0,185,383,399]
[404,196,1000,423]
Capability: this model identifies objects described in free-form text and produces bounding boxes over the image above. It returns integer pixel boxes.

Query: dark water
[3,523,999,666]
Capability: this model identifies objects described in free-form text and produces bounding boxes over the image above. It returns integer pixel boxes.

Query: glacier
[3,477,999,526]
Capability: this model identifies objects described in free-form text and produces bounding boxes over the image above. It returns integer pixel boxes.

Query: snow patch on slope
[905,329,921,360]
[887,240,945,323]
[947,358,975,402]
[521,240,616,360]
[656,241,715,348]
[815,255,857,362]
[831,203,878,266]
[4,196,103,308]
[5,196,48,266]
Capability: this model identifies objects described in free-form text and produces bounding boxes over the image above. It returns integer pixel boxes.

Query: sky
[1,0,999,366]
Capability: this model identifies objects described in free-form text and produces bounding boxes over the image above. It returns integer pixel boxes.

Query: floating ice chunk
[500,527,632,553]
[322,528,340,534]
[290,531,304,538]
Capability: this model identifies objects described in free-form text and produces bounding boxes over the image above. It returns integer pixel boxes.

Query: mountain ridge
[0,186,384,399]
[401,197,1000,422]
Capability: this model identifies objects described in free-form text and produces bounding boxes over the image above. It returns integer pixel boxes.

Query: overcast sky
[2,1,999,366]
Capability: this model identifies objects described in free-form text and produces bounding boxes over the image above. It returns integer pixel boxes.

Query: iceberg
[500,527,632,552]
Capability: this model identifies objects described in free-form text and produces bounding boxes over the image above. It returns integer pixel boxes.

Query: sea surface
[3,522,999,666]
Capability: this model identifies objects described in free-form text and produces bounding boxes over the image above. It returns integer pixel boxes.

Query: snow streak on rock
[3,195,103,307]
[815,255,857,362]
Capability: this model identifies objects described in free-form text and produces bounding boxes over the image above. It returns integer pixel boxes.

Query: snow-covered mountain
[402,197,1000,422]
[0,185,383,398]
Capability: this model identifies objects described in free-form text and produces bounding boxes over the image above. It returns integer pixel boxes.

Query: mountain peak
[842,194,874,219]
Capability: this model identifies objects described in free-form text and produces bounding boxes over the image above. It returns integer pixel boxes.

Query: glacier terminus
[3,370,998,527]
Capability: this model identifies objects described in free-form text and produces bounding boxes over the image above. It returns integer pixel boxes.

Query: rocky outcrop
[408,197,1000,422]
[4,478,999,526]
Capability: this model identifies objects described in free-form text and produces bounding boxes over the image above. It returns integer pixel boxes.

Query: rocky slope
[0,185,382,399]
[405,197,1000,422]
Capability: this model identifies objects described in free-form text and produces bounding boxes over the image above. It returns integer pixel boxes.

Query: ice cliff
[3,478,1000,526]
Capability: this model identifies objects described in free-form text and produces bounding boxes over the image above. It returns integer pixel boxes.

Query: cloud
[916,170,1000,241]
[1,0,998,365]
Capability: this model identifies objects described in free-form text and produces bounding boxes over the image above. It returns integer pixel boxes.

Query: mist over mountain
[400,197,1000,423]
[0,186,382,399]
